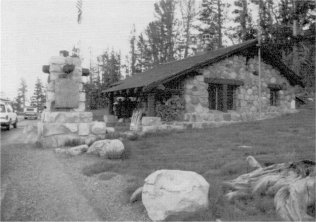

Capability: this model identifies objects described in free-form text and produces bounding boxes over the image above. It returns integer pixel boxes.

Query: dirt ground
[1,120,147,221]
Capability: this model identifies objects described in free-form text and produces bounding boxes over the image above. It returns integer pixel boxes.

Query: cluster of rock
[55,139,125,159]
[131,170,210,221]
[38,111,114,148]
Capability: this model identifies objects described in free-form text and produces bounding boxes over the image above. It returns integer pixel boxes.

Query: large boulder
[87,139,124,159]
[142,170,210,221]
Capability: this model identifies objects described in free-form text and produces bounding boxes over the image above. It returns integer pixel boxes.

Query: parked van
[0,101,18,130]
[24,107,38,120]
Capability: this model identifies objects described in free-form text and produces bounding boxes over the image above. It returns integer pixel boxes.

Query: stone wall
[38,112,107,148]
[183,55,298,122]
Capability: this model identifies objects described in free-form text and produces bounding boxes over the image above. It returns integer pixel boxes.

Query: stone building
[104,39,303,127]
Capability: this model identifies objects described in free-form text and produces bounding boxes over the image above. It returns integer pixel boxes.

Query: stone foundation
[38,112,106,148]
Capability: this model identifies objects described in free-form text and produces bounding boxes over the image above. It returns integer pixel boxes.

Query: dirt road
[1,120,101,221]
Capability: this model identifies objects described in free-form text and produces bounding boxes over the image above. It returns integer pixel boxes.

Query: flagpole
[258,30,262,120]
[76,0,83,58]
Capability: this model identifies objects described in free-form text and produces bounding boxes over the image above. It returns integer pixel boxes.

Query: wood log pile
[224,156,315,221]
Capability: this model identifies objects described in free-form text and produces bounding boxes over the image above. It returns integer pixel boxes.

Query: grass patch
[82,161,120,176]
[98,172,118,181]
[82,107,315,220]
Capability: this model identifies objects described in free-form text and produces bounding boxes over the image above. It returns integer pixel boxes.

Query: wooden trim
[153,88,182,95]
[222,84,228,112]
[147,93,156,116]
[82,68,90,76]
[268,83,283,90]
[108,94,114,115]
[204,78,244,86]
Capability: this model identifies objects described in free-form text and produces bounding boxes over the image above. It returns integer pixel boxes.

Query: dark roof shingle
[104,39,303,93]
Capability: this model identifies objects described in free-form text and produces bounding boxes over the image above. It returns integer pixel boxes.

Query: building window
[270,89,279,106]
[208,84,237,111]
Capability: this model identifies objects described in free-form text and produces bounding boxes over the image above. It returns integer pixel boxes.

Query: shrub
[155,95,185,121]
[64,138,83,147]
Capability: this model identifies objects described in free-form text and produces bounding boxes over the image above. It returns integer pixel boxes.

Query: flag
[76,0,82,24]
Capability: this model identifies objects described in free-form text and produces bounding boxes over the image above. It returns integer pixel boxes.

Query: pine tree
[129,24,138,75]
[197,0,227,50]
[179,0,197,58]
[15,78,28,112]
[232,0,255,42]
[135,0,178,71]
[30,78,46,112]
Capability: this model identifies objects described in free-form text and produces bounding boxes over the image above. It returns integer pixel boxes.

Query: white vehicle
[0,102,18,130]
[24,107,38,120]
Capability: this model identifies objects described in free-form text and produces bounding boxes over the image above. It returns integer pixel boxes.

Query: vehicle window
[0,104,5,113]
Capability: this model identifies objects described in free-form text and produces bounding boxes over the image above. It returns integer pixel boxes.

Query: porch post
[147,93,156,116]
[108,93,114,115]
[222,84,228,112]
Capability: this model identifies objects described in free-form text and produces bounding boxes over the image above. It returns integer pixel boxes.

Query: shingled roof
[104,39,303,93]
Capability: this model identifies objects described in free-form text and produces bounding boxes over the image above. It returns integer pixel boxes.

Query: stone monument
[38,51,106,148]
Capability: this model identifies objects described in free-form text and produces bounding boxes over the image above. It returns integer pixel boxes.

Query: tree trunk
[217,0,223,48]
[224,157,315,221]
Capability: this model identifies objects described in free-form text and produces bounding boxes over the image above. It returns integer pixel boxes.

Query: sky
[1,0,260,101]
[1,0,159,100]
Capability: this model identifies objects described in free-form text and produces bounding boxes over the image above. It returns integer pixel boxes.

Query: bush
[155,95,185,121]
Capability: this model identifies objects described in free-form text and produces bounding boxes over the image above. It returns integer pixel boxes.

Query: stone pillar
[222,84,228,112]
[147,93,156,117]
[37,51,108,148]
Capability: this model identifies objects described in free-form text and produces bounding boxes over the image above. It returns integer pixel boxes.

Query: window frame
[270,89,279,106]
[208,83,238,112]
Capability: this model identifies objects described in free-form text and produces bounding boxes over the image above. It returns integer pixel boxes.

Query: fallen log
[224,157,315,221]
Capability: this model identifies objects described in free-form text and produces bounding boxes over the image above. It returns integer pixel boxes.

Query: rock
[106,127,115,134]
[43,123,71,137]
[142,125,158,133]
[87,139,125,159]
[79,112,93,122]
[55,148,67,154]
[49,56,66,65]
[78,123,90,136]
[91,121,106,135]
[141,117,161,126]
[270,77,276,83]
[246,155,262,169]
[130,186,143,203]
[55,145,88,156]
[104,115,117,123]
[67,144,88,156]
[223,113,231,121]
[84,134,97,146]
[142,170,210,221]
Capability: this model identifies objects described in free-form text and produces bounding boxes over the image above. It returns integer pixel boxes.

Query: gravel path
[1,121,148,221]
[1,126,100,221]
